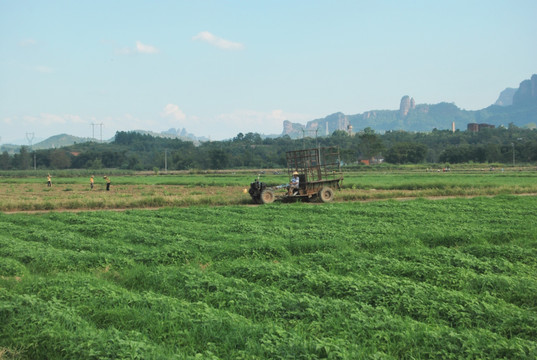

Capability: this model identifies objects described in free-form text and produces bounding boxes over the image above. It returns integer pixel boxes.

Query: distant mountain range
[147,128,209,143]
[0,134,96,154]
[0,128,208,154]
[282,74,537,138]
[2,74,536,152]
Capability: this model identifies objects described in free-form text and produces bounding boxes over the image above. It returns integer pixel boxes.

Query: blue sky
[1,0,536,144]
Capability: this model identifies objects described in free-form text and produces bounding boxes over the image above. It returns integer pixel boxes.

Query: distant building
[467,123,479,132]
[360,156,384,165]
[467,123,495,132]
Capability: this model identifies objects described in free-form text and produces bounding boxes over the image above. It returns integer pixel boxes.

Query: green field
[1,196,537,359]
[1,170,537,212]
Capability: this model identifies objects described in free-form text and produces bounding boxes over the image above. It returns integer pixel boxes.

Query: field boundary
[3,192,537,215]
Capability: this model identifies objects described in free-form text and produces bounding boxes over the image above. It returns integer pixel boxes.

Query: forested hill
[283,74,537,138]
[3,125,537,171]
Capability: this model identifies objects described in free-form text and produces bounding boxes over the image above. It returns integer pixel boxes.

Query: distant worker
[104,176,111,191]
[288,171,300,195]
[90,175,94,189]
[47,174,52,187]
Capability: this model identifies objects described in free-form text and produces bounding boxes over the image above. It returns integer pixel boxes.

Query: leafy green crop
[1,196,537,359]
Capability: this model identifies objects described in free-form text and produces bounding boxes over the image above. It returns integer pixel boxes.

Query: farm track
[3,191,537,215]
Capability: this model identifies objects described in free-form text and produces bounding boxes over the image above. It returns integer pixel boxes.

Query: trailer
[248,146,343,204]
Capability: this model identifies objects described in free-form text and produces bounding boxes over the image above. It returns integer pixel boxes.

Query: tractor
[248,146,343,204]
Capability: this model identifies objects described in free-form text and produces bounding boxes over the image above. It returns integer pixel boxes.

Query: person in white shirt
[288,171,300,195]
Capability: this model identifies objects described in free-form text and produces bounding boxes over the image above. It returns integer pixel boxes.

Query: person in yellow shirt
[47,174,52,187]
[90,175,94,189]
[103,176,111,191]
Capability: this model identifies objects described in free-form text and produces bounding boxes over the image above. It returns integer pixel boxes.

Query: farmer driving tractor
[247,146,343,204]
[288,171,300,196]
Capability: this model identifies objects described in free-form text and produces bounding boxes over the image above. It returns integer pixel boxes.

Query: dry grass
[2,174,537,212]
[0,347,22,360]
[0,183,251,212]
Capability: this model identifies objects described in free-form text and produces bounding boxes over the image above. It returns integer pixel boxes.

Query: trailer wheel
[260,189,275,204]
[318,187,334,203]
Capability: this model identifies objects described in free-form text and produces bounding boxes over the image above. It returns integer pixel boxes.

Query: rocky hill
[3,75,535,150]
[159,128,209,142]
[513,74,537,106]
[282,74,537,138]
[494,88,517,106]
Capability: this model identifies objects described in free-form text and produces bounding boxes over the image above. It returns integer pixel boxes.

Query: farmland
[1,171,537,358]
[1,169,537,212]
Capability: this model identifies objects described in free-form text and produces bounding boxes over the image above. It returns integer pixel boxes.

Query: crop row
[1,196,537,358]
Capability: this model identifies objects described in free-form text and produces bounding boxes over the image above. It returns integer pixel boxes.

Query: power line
[98,123,103,143]
[25,132,36,170]
[25,132,35,148]
[90,123,104,142]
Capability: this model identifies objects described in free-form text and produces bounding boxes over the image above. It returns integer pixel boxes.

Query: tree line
[1,125,536,171]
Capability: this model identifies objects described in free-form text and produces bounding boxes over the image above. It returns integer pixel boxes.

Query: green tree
[49,149,72,169]
[209,149,229,169]
[331,130,349,138]
[15,146,31,170]
[385,143,427,164]
[233,132,244,142]
[0,151,10,170]
[243,132,262,144]
[87,158,104,169]
[358,132,385,161]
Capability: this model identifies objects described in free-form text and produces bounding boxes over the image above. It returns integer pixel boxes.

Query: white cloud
[136,41,159,54]
[161,104,186,121]
[34,65,53,73]
[192,31,244,50]
[19,38,36,47]
[116,41,159,55]
[22,113,84,125]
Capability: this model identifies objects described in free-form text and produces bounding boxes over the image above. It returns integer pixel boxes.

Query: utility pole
[91,123,104,142]
[164,149,168,173]
[512,143,515,166]
[26,132,36,170]
[98,123,103,143]
[301,128,318,149]
[26,132,34,147]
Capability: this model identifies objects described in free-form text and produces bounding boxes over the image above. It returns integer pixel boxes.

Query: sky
[1,0,536,145]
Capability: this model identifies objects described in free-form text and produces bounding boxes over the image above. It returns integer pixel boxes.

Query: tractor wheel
[318,187,334,203]
[260,189,275,204]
